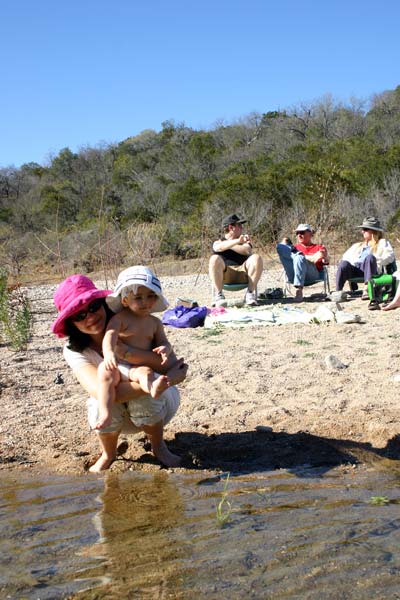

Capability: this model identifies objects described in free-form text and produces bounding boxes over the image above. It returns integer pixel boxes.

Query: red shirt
[294,242,328,271]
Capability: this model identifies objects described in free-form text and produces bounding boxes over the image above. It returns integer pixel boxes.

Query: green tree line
[1,86,400,277]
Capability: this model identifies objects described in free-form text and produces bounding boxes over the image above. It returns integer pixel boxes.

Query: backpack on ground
[162,305,208,328]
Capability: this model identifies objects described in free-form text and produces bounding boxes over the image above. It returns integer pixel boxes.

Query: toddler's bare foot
[153,440,181,467]
[94,411,112,430]
[88,452,115,473]
[150,375,170,398]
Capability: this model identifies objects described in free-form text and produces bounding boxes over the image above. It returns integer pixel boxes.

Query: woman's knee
[364,254,377,266]
[98,363,120,385]
[164,387,180,423]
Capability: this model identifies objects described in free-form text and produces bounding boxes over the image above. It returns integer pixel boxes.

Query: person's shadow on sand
[160,429,400,478]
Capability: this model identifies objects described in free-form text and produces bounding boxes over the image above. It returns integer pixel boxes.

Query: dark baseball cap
[221,213,247,228]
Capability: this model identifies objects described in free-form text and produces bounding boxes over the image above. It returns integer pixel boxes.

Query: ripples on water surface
[1,464,400,599]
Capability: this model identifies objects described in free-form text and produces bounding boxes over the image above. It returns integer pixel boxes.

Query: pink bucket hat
[51,274,112,338]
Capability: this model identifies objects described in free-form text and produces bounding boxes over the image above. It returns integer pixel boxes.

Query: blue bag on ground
[162,305,208,328]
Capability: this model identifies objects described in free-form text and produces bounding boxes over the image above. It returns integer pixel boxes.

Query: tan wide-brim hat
[356,216,384,232]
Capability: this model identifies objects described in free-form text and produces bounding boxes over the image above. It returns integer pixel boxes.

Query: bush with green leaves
[0,268,32,351]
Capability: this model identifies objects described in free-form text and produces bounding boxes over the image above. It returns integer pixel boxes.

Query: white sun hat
[106,266,169,313]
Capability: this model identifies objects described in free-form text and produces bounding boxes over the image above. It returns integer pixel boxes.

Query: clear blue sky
[1,0,399,168]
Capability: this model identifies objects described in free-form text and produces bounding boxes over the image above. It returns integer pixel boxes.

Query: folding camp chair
[283,265,331,298]
[210,281,257,304]
[348,260,397,292]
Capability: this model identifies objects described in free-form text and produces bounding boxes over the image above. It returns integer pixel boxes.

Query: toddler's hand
[153,345,171,365]
[104,351,118,370]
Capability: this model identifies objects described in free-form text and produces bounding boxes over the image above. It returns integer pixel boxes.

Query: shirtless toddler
[95,266,180,430]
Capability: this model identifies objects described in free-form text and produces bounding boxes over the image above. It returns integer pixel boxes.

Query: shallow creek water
[1,464,400,599]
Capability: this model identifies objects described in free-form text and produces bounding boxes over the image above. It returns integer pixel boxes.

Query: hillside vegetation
[1,86,400,280]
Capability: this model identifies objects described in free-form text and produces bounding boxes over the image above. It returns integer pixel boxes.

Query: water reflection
[89,471,186,598]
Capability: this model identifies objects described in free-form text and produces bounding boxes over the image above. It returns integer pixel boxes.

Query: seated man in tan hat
[209,213,263,306]
[276,223,329,301]
[336,216,395,299]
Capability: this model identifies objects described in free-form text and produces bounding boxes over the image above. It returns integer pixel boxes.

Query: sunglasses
[71,298,104,322]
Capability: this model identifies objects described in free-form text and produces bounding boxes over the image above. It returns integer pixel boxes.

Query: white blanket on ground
[204,305,361,328]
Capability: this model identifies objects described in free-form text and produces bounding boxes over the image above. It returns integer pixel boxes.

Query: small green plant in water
[370,495,390,505]
[216,473,233,527]
[0,268,32,351]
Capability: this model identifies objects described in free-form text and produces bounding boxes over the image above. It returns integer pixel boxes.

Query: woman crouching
[51,274,188,473]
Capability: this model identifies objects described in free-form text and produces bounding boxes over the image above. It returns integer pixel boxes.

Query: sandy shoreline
[1,267,400,477]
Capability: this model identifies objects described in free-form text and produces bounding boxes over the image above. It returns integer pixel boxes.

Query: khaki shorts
[87,385,180,433]
[223,262,249,284]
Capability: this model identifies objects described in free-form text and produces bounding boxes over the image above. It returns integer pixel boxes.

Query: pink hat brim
[51,289,112,338]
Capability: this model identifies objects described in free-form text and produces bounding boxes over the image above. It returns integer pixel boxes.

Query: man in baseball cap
[220,213,247,228]
[276,223,329,301]
[209,213,263,306]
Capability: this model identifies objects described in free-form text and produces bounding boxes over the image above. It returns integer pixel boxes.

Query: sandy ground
[1,263,400,477]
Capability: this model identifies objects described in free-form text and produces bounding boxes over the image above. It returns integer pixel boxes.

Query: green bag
[367,273,398,303]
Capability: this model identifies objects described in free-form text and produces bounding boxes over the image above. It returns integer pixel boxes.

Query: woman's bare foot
[88,452,116,473]
[382,300,400,311]
[152,439,181,467]
[150,375,170,398]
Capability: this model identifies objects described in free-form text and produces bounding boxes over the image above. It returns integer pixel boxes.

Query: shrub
[0,268,32,351]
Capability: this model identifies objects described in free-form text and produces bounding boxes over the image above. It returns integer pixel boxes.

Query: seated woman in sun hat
[51,273,188,473]
[335,216,395,299]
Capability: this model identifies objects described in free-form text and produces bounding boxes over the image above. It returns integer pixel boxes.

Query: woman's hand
[153,345,172,365]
